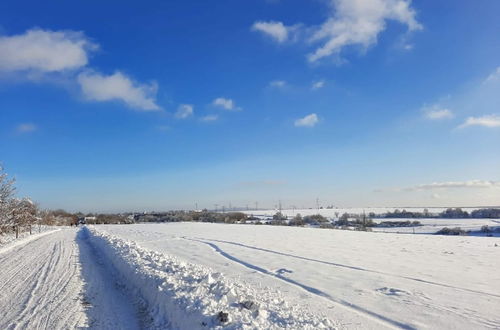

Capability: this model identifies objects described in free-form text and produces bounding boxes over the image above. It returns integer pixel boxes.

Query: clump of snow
[85,226,336,329]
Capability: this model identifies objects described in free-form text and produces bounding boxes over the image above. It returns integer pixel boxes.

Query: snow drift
[84,226,335,329]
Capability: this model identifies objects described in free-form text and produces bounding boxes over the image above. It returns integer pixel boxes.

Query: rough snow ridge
[85,226,336,329]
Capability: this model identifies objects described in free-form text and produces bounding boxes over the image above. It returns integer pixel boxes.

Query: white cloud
[431,193,441,199]
[406,180,500,191]
[311,80,326,90]
[175,104,194,119]
[77,71,160,111]
[294,113,319,127]
[16,123,37,133]
[200,114,218,122]
[0,28,96,73]
[458,114,500,129]
[403,43,414,51]
[251,21,290,43]
[269,80,286,88]
[484,66,500,83]
[212,97,240,111]
[422,105,454,120]
[308,0,422,62]
[253,1,421,62]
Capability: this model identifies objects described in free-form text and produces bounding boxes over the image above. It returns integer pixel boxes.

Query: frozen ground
[96,222,500,329]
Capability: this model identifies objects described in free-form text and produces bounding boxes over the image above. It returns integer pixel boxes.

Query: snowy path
[0,228,142,330]
[76,229,142,330]
[0,229,87,329]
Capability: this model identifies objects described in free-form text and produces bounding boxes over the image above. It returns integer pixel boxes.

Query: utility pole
[255,202,258,211]
[222,205,225,213]
[229,202,232,211]
[214,204,218,213]
[195,203,198,211]
[316,198,320,210]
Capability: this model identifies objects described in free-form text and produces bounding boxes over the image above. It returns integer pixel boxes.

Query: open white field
[241,207,485,218]
[96,222,500,329]
[241,208,500,234]
[371,218,500,234]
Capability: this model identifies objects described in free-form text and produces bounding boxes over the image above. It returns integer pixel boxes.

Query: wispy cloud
[458,115,500,128]
[0,28,97,74]
[422,104,454,120]
[406,180,500,191]
[16,123,37,133]
[376,180,500,193]
[200,114,218,122]
[175,104,194,119]
[269,80,287,88]
[212,97,241,111]
[294,113,319,127]
[237,180,287,187]
[251,21,293,43]
[77,71,160,111]
[253,0,422,62]
[307,0,422,62]
[484,66,500,83]
[311,80,325,90]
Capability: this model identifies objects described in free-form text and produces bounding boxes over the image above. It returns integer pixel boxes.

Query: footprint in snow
[376,287,409,296]
[275,268,293,275]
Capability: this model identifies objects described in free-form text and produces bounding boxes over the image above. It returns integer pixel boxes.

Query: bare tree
[0,166,16,234]
[0,165,38,237]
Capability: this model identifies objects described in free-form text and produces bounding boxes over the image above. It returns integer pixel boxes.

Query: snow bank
[0,226,60,253]
[84,226,336,329]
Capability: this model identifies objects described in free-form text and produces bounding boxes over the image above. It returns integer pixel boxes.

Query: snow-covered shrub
[435,227,467,236]
[480,225,492,233]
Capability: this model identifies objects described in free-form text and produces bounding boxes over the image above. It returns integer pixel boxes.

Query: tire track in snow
[77,228,143,330]
[0,229,87,330]
[197,237,500,299]
[184,237,416,330]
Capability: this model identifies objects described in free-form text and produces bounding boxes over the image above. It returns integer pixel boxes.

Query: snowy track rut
[0,229,86,329]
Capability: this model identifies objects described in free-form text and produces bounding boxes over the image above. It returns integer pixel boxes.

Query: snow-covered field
[1,223,499,329]
[242,207,484,218]
[241,208,500,234]
[371,218,500,234]
[94,222,500,329]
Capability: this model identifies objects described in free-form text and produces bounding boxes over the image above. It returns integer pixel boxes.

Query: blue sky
[1,0,499,212]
